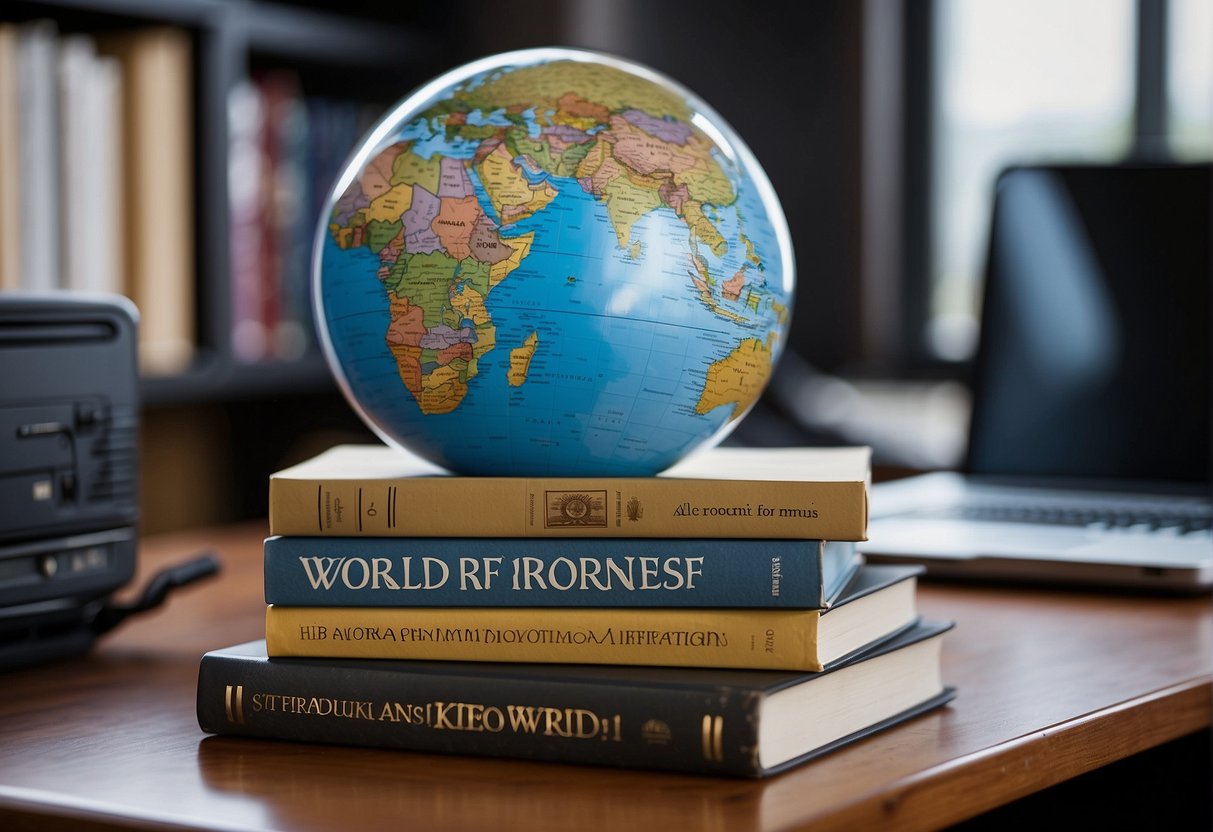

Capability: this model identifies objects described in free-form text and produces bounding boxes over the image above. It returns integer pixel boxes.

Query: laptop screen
[965,163,1211,486]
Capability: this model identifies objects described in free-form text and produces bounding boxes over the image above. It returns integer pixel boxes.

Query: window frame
[879,0,1178,377]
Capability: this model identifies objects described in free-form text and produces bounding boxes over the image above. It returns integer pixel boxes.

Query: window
[1169,0,1213,159]
[928,0,1136,361]
[919,0,1209,364]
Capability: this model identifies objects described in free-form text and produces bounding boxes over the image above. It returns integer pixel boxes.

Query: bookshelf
[0,0,449,530]
[1,0,441,406]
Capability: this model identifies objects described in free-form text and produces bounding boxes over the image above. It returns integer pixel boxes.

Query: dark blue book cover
[263,536,861,608]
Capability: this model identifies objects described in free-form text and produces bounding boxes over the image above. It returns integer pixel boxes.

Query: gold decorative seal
[544,490,608,528]
[641,719,672,745]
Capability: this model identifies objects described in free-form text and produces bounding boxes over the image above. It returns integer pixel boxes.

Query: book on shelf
[255,71,289,363]
[229,71,376,364]
[0,24,23,290]
[14,19,60,293]
[199,618,954,777]
[2,22,127,298]
[262,70,332,362]
[263,535,862,609]
[98,26,194,375]
[228,77,268,363]
[264,563,920,671]
[58,35,124,296]
[230,70,305,363]
[268,444,870,540]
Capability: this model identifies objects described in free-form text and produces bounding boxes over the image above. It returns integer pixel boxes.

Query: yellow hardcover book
[265,565,918,671]
[268,444,870,541]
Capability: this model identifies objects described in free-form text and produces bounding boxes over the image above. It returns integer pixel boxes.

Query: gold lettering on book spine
[225,685,246,725]
[700,714,724,762]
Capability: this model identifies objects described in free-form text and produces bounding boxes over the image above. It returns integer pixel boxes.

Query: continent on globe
[476,143,558,223]
[695,336,775,421]
[316,50,794,476]
[508,331,539,387]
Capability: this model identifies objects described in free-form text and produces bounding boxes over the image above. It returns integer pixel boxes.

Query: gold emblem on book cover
[641,719,672,745]
[626,496,643,521]
[544,491,607,528]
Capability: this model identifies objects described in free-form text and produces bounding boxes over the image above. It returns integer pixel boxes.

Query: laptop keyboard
[944,502,1213,536]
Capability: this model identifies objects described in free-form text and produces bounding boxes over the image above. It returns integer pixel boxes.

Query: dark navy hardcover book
[197,619,954,777]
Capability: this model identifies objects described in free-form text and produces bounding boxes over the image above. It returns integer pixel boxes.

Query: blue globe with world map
[314,48,794,476]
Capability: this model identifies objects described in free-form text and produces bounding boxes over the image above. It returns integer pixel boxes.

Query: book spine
[101,27,195,374]
[0,25,21,290]
[264,536,840,608]
[265,605,824,671]
[197,652,763,775]
[17,20,60,292]
[269,476,867,540]
[228,78,267,362]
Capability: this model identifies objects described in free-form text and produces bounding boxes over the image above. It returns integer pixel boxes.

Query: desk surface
[0,523,1209,832]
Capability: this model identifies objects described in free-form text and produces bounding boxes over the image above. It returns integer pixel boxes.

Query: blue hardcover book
[263,536,862,608]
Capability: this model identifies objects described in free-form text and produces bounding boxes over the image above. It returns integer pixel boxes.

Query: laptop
[859,162,1213,591]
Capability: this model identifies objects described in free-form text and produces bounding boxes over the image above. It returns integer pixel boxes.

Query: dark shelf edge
[239,3,438,67]
[8,0,224,27]
[141,354,337,407]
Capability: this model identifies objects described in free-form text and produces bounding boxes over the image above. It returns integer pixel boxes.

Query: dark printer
[0,294,214,669]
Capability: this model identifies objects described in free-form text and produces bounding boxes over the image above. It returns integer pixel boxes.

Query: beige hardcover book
[268,444,870,540]
[0,24,20,289]
[263,565,916,671]
[99,27,193,373]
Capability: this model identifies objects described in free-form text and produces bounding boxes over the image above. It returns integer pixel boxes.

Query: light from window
[930,0,1135,361]
[1168,0,1213,159]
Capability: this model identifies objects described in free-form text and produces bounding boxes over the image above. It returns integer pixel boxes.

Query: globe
[314,48,794,476]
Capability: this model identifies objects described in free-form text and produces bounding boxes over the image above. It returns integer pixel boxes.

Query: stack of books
[196,444,955,777]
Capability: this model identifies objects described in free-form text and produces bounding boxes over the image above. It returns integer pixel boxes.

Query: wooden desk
[1,523,1209,831]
